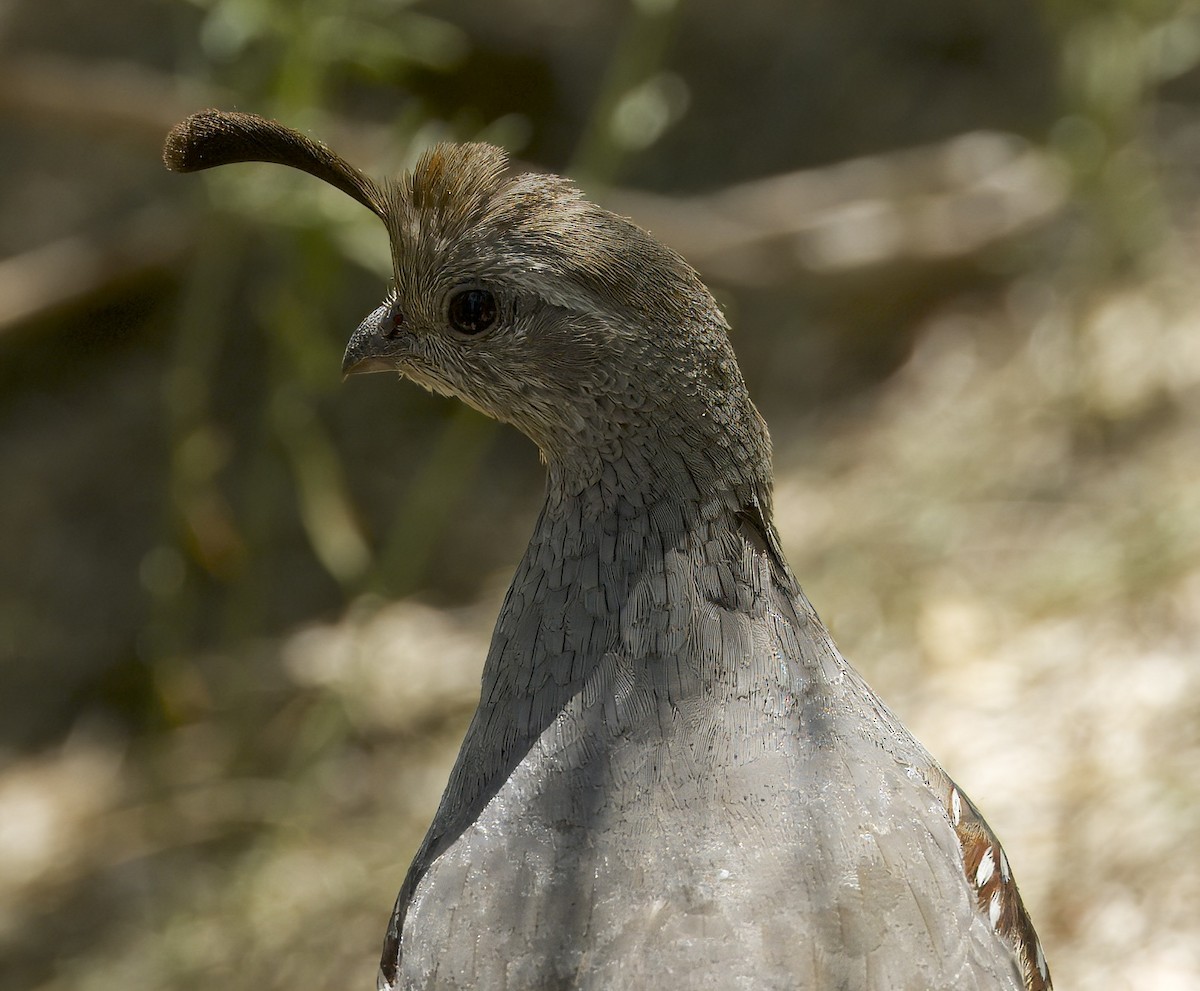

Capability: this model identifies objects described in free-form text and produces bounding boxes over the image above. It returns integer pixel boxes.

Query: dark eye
[447,289,497,336]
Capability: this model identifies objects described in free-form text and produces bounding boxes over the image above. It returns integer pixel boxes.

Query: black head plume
[163,109,387,220]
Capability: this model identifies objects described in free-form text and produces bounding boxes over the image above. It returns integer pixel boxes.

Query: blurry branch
[0,55,220,332]
[569,0,685,186]
[0,206,189,333]
[0,54,403,172]
[366,404,495,597]
[1037,4,1199,274]
[0,129,1068,334]
[154,217,249,660]
[0,54,228,144]
[272,389,371,586]
[604,132,1070,287]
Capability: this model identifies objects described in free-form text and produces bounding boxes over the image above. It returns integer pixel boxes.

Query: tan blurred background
[1,1,1198,988]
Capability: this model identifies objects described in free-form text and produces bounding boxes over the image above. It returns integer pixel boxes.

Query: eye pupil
[448,289,497,335]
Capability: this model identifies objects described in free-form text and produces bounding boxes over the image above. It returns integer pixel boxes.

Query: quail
[164,110,1053,991]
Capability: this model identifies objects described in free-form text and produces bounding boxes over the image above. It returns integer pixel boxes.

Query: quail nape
[164,110,1052,991]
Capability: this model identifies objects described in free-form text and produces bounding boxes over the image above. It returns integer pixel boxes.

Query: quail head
[165,110,1052,991]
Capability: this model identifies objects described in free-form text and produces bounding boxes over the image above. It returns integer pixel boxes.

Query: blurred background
[1,0,1198,987]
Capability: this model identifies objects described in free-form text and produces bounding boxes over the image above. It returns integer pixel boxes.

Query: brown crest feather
[162,109,387,220]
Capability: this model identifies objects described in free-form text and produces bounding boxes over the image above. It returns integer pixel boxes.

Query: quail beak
[342,302,405,378]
